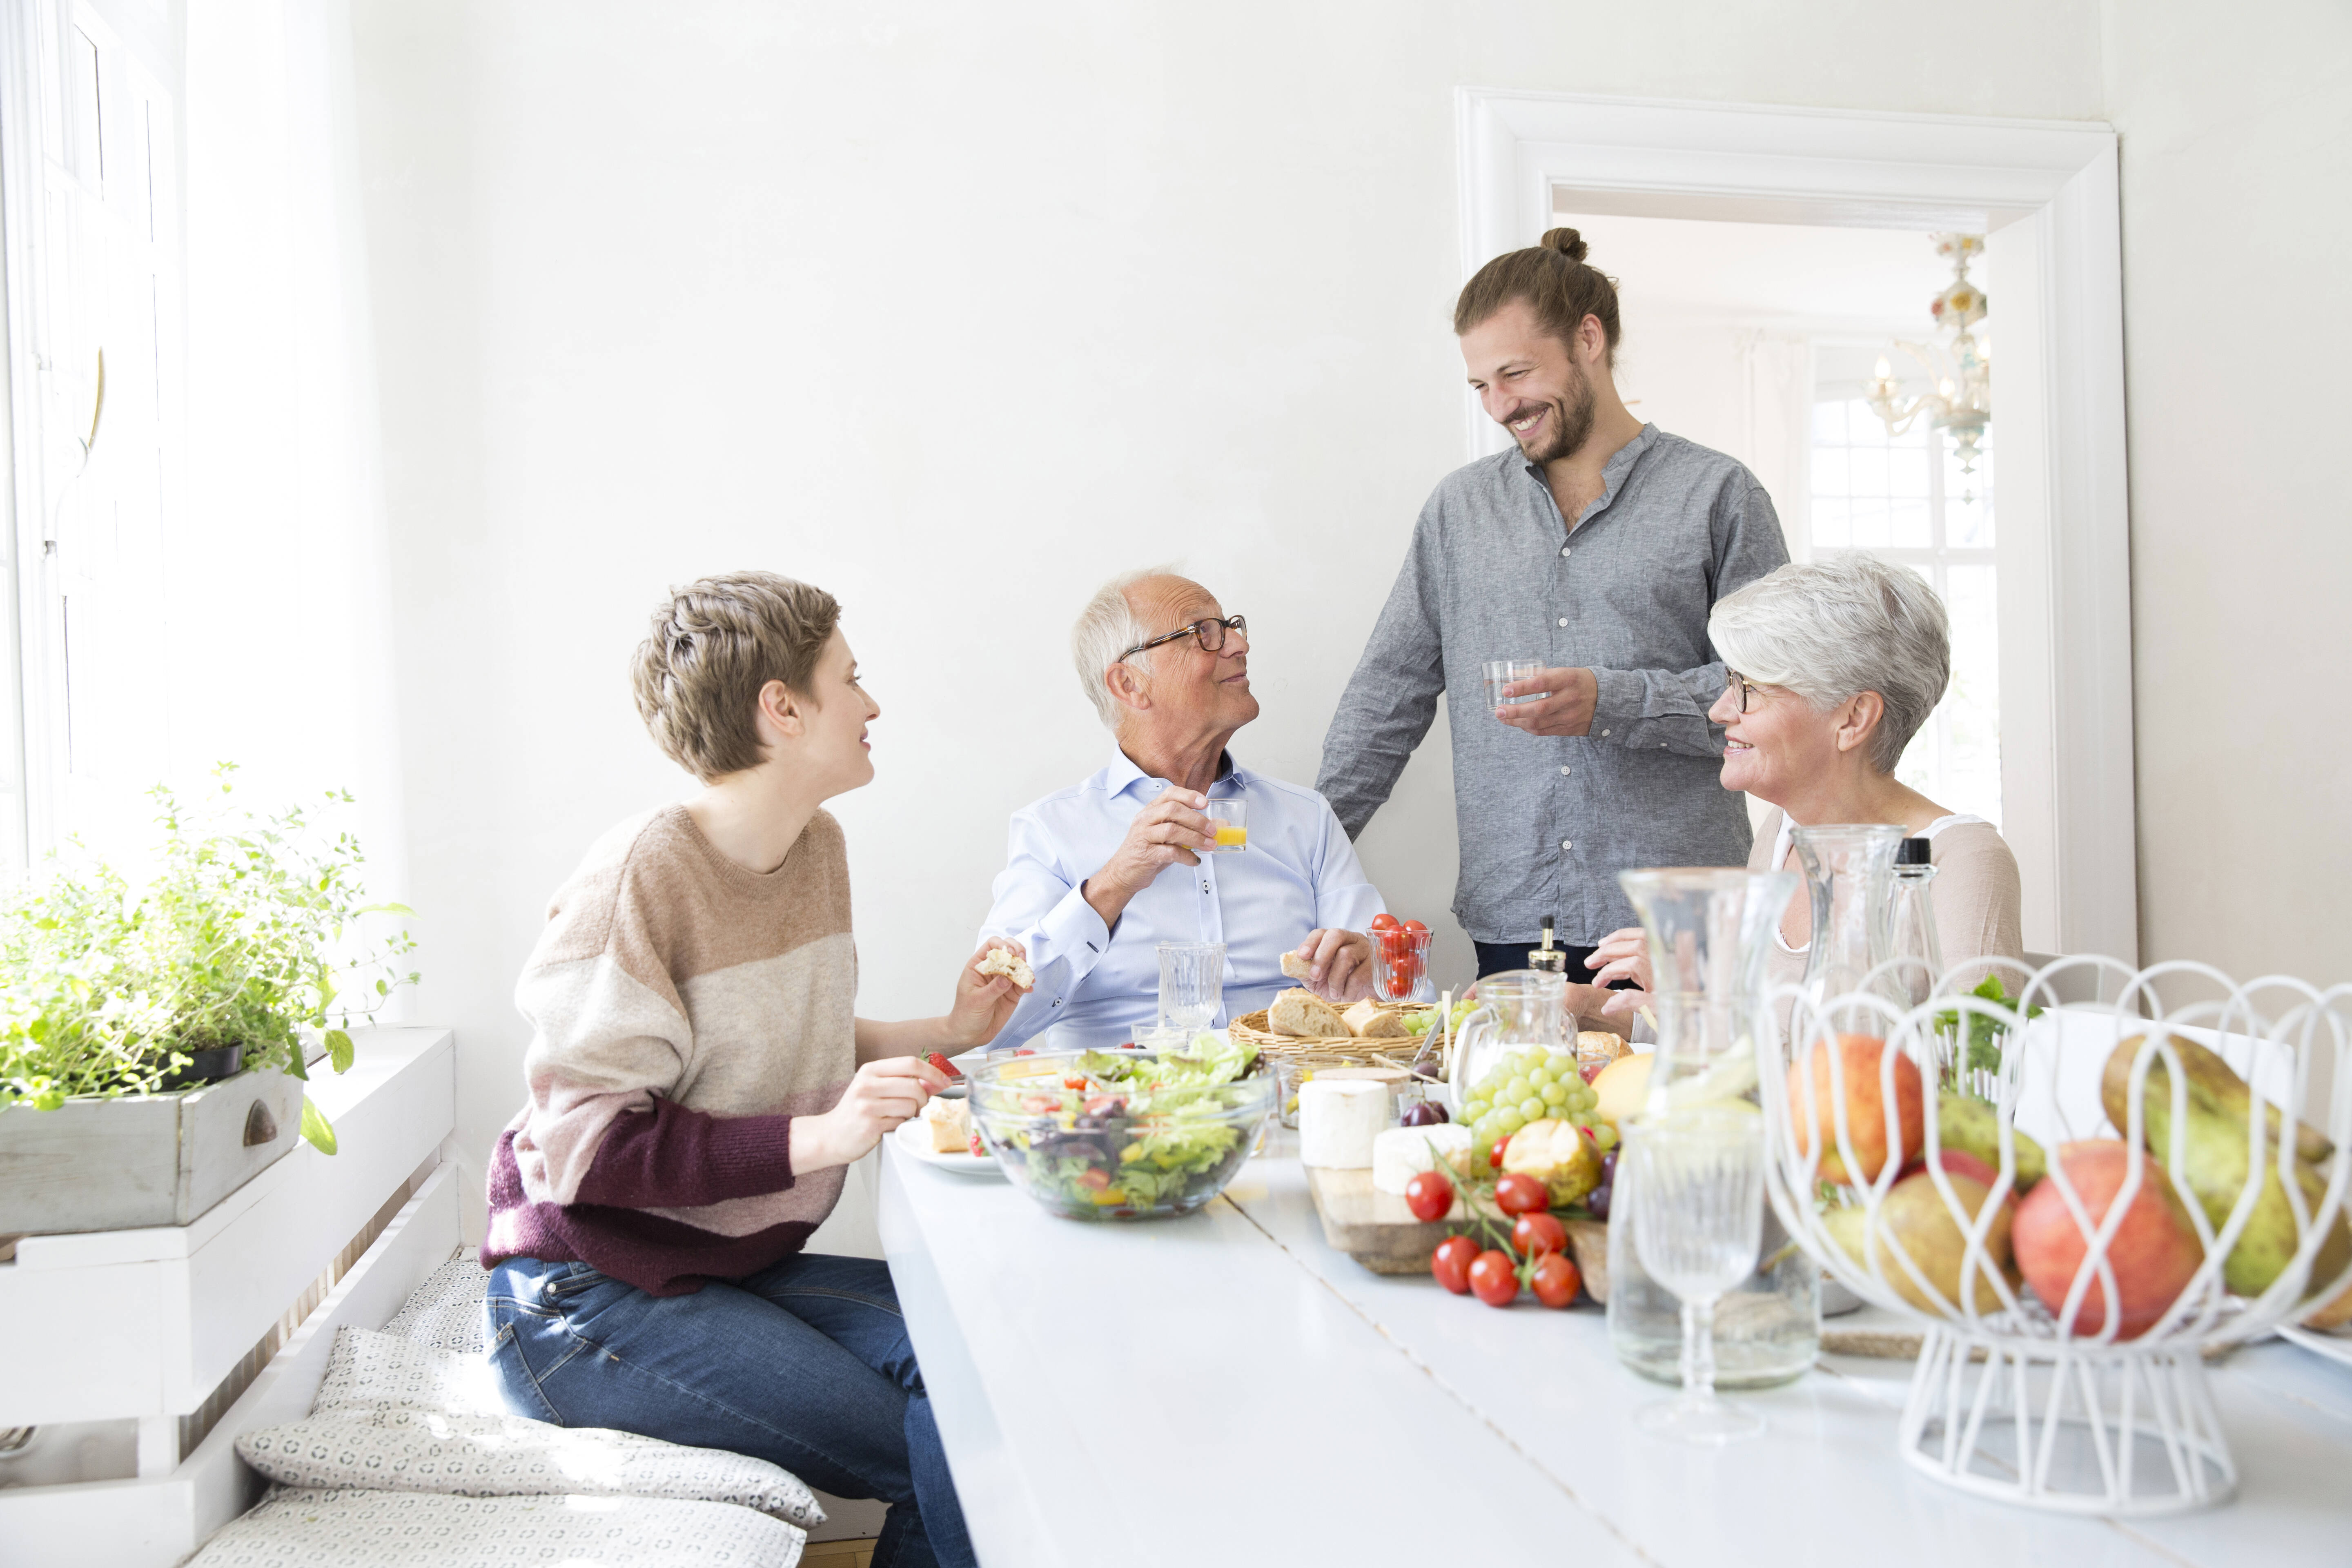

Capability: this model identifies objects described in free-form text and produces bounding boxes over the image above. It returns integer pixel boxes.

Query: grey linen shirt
[1316,424,1789,946]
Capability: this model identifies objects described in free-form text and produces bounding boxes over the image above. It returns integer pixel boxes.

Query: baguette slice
[923,1095,972,1154]
[1269,987,1351,1039]
[976,946,1035,990]
[1343,998,1411,1038]
[1279,950,1314,981]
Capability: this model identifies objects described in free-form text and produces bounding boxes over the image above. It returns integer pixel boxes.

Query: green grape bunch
[1459,1046,1617,1168]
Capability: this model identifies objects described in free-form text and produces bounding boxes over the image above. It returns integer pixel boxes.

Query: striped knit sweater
[481,805,857,1296]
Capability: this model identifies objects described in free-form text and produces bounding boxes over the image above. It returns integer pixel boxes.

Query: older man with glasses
[978,569,1386,1051]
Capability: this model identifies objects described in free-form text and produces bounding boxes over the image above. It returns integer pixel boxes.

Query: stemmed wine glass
[1627,1101,1769,1444]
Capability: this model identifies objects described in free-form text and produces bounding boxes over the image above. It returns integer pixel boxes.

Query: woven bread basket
[1229,1000,1437,1068]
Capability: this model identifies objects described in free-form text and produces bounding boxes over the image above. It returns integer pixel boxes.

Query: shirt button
[1601,728,1610,737]
[1561,840,1573,852]
[1201,881,1210,892]
[1559,766,1571,775]
[1560,545,1571,557]
[1556,617,1567,627]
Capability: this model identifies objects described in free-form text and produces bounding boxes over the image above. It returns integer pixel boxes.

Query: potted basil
[0,767,417,1233]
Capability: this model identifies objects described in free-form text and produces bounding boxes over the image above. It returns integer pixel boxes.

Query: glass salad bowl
[968,1041,1275,1221]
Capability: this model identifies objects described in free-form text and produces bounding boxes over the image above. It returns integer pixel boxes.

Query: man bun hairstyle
[1453,226,1621,365]
[632,570,841,782]
[1708,554,1952,775]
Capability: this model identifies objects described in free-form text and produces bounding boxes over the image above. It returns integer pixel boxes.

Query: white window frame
[1456,88,2134,961]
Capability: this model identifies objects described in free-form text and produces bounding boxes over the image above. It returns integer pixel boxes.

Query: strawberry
[926,1051,962,1079]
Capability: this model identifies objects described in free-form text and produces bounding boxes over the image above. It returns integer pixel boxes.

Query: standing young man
[1316,228,1790,984]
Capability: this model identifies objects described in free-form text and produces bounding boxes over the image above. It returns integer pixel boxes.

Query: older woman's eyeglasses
[1119,614,1247,664]
[1724,670,1764,713]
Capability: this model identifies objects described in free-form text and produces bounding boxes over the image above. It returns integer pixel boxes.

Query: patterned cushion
[186,1486,804,1566]
[236,1329,825,1529]
[379,1255,492,1356]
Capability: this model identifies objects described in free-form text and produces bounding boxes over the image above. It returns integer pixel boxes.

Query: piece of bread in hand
[922,1095,972,1154]
[1269,987,1351,1039]
[1343,998,1411,1038]
[976,946,1035,991]
[1280,949,1314,981]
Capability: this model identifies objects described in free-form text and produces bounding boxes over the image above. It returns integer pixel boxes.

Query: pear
[1936,1089,2046,1191]
[2100,1036,2351,1298]
[1821,1170,2014,1316]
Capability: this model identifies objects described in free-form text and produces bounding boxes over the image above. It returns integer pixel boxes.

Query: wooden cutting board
[1303,1164,1610,1301]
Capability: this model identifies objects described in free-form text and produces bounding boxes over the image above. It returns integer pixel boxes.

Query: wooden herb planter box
[0,1066,305,1234]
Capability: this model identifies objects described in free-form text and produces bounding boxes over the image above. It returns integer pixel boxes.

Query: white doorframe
[1455,88,2136,963]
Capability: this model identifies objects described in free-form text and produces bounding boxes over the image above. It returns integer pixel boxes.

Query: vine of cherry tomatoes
[1414,1167,1586,1310]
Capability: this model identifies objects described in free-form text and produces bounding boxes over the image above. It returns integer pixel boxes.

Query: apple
[2013,1140,2205,1339]
[1788,1034,1924,1185]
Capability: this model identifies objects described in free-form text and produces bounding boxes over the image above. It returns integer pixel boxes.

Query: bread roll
[1270,987,1350,1038]
[1280,950,1314,981]
[1343,999,1411,1038]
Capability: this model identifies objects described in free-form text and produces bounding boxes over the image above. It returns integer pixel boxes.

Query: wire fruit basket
[1758,957,2352,1515]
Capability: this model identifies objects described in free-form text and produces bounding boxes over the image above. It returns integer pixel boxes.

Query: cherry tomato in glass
[1531,1251,1582,1309]
[1370,912,1400,932]
[1404,1170,1454,1223]
[1468,1249,1520,1307]
[1511,1212,1567,1258]
[1494,1172,1548,1216]
[1403,919,1428,935]
[1430,1234,1479,1294]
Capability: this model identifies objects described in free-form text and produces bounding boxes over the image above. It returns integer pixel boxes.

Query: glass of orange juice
[1204,797,1247,852]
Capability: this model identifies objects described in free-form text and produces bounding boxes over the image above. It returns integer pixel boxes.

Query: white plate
[893,1117,1004,1177]
[2278,1322,2352,1371]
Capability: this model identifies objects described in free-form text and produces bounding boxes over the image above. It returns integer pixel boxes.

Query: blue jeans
[485,1252,975,1568]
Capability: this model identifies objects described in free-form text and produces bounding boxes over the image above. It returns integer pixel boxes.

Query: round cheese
[1372,1123,1474,1195]
[1298,1078,1388,1169]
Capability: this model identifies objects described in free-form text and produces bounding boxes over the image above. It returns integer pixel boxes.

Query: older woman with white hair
[1584,553,2023,1000]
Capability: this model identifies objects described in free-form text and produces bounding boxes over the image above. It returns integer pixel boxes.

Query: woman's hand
[1292,929,1372,1004]
[944,940,1028,1048]
[1584,926,1652,991]
[793,1057,951,1174]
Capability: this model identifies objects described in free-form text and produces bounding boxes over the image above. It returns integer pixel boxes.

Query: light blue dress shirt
[980,749,1385,1051]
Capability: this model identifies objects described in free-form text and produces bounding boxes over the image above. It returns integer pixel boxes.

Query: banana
[2100,1035,2350,1298]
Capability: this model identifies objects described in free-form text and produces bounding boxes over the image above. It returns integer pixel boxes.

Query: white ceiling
[1551,209,1979,325]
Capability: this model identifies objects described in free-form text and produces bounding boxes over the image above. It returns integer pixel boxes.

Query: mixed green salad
[973,1037,1273,1219]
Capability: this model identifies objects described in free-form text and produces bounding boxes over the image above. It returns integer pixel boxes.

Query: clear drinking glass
[1203,798,1247,853]
[1156,942,1227,1033]
[1628,1102,1769,1445]
[1371,927,1434,1003]
[1791,824,1906,1005]
[1481,659,1547,711]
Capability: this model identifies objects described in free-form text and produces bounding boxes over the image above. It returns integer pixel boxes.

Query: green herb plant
[1931,973,2045,1098]
[0,765,418,1153]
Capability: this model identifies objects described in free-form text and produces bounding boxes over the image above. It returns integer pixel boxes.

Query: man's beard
[1515,363,1596,463]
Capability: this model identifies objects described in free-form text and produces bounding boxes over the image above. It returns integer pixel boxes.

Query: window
[1809,393,2000,826]
[0,0,183,868]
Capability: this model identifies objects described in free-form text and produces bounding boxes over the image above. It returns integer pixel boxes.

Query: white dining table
[879,1129,2352,1568]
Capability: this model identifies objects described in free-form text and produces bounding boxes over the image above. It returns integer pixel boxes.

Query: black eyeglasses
[1724,670,1764,713]
[1119,614,1247,664]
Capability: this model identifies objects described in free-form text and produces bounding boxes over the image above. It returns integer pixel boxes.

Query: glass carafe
[1607,869,1819,1389]
[1790,824,1904,1005]
[1447,969,1568,1120]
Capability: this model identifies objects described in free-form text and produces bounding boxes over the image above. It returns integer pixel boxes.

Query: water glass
[1203,798,1247,853]
[1627,1103,1769,1445]
[1481,659,1547,711]
[1157,941,1227,1033]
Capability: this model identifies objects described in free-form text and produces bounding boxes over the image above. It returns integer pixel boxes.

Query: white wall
[343,0,2107,1238]
[2102,0,2352,988]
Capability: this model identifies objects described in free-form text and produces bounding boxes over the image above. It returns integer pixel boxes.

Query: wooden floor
[800,1538,878,1567]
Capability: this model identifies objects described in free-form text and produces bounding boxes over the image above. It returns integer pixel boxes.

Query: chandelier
[1865,233,1991,495]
